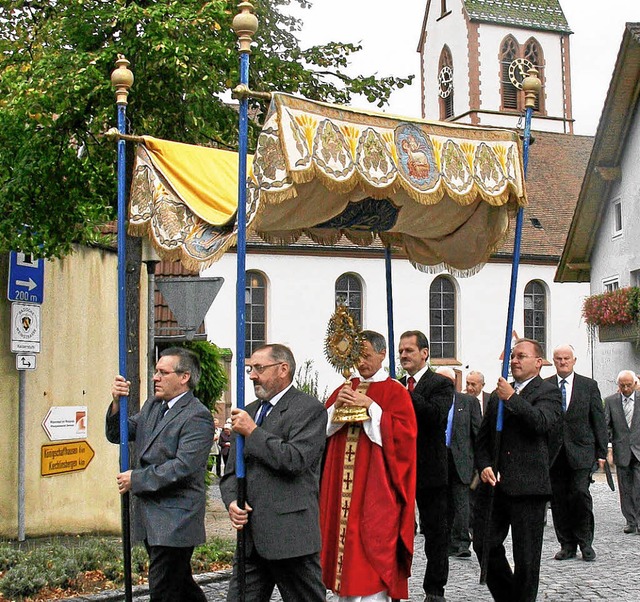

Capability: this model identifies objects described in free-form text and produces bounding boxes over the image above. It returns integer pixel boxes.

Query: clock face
[508,58,534,90]
[438,66,453,98]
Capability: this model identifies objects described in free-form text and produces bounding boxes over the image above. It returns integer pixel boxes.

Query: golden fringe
[410,260,487,278]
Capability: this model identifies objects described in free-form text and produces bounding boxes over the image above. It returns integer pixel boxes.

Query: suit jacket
[605,391,640,467]
[449,392,482,484]
[475,376,562,497]
[400,369,454,489]
[106,390,215,547]
[546,373,608,469]
[220,386,327,560]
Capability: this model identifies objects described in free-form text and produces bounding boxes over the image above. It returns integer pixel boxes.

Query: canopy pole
[480,68,541,585]
[111,55,134,602]
[232,4,258,601]
[385,246,396,378]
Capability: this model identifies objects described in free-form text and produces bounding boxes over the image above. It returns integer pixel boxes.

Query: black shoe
[581,546,596,561]
[454,549,472,558]
[624,523,637,534]
[554,547,576,560]
[424,595,446,602]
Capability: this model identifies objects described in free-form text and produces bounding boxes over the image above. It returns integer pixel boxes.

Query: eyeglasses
[510,353,540,361]
[153,369,184,378]
[245,362,283,375]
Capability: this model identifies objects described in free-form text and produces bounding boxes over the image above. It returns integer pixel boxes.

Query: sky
[288,0,639,135]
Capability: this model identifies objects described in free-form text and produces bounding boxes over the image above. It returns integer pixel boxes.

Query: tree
[0,0,412,258]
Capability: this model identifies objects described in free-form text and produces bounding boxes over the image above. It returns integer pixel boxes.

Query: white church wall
[203,252,590,405]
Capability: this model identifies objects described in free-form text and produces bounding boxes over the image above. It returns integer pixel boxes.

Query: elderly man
[106,347,214,602]
[220,344,327,601]
[473,338,562,602]
[398,330,453,602]
[466,370,490,414]
[605,370,640,534]
[545,344,607,562]
[436,367,482,559]
[321,330,417,602]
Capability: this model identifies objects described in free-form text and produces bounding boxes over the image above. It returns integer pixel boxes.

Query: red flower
[582,287,640,327]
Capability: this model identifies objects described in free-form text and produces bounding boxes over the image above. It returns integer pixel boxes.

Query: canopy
[129,93,527,274]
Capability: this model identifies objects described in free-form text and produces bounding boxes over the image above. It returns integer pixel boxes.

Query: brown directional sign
[41,441,95,477]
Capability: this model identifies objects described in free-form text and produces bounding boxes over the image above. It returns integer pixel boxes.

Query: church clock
[508,58,534,90]
[438,65,453,98]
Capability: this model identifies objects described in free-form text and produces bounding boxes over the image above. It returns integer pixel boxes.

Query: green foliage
[0,0,413,258]
[0,537,230,599]
[295,359,328,402]
[179,340,230,411]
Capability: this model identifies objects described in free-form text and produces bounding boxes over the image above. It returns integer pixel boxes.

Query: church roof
[463,0,572,34]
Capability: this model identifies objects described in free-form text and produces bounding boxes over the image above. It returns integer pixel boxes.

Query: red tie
[407,376,416,393]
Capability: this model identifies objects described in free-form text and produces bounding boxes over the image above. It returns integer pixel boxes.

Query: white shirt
[556,372,574,410]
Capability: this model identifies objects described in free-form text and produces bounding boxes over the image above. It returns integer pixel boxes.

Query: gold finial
[523,67,541,110]
[111,55,134,106]
[232,2,258,54]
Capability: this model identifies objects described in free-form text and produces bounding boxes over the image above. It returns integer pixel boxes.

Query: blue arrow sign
[7,251,44,304]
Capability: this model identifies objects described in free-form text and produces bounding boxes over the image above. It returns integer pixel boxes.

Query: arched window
[438,46,454,120]
[335,273,363,328]
[524,280,546,356]
[429,276,456,359]
[245,271,266,357]
[500,35,546,114]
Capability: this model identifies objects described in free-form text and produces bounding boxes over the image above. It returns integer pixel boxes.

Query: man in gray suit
[107,347,214,602]
[220,343,327,601]
[605,370,640,534]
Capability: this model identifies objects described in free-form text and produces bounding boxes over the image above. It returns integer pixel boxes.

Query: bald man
[545,345,607,562]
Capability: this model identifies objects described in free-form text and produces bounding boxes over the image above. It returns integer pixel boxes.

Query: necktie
[624,396,634,427]
[445,398,455,448]
[255,401,272,426]
[153,400,168,430]
[560,379,567,412]
[407,376,416,393]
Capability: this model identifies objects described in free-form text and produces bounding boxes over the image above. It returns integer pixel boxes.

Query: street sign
[42,406,88,441]
[8,251,45,304]
[41,441,95,477]
[10,302,41,353]
[16,354,36,371]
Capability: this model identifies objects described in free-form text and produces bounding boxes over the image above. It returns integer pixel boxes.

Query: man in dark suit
[220,343,327,601]
[107,347,214,602]
[398,330,454,602]
[605,370,640,535]
[466,370,491,415]
[546,344,607,562]
[436,367,482,558]
[473,338,562,602]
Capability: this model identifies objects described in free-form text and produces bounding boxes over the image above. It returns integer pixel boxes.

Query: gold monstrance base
[332,381,371,423]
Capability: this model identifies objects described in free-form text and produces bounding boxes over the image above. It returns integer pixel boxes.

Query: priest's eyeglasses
[246,362,283,375]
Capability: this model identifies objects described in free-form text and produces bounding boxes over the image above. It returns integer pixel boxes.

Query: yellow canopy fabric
[128,93,527,274]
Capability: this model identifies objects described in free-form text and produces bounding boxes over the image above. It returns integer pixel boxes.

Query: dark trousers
[145,542,206,602]
[447,453,472,553]
[417,486,449,597]
[473,488,547,602]
[226,549,325,602]
[550,449,594,550]
[617,454,640,527]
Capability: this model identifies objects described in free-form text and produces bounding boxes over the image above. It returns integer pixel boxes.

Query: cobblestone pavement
[64,477,638,601]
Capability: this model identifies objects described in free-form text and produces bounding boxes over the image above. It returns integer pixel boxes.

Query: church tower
[418,0,574,133]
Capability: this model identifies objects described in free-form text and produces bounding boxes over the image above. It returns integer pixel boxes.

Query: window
[440,0,449,17]
[524,281,546,355]
[335,273,363,327]
[245,271,266,358]
[500,36,545,113]
[603,278,620,293]
[429,276,456,359]
[438,46,454,120]
[613,200,623,236]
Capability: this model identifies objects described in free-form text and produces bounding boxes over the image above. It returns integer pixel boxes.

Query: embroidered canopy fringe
[127,92,527,274]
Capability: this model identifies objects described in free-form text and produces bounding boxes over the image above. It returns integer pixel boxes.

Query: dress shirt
[623,393,635,428]
[257,382,292,423]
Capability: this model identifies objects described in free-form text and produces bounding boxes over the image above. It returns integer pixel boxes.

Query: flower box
[598,322,640,343]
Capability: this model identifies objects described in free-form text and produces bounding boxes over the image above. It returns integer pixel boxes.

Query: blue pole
[112,55,134,602]
[496,104,534,432]
[385,246,396,378]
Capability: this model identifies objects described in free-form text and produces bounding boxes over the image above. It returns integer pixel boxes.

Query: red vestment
[319,377,417,599]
